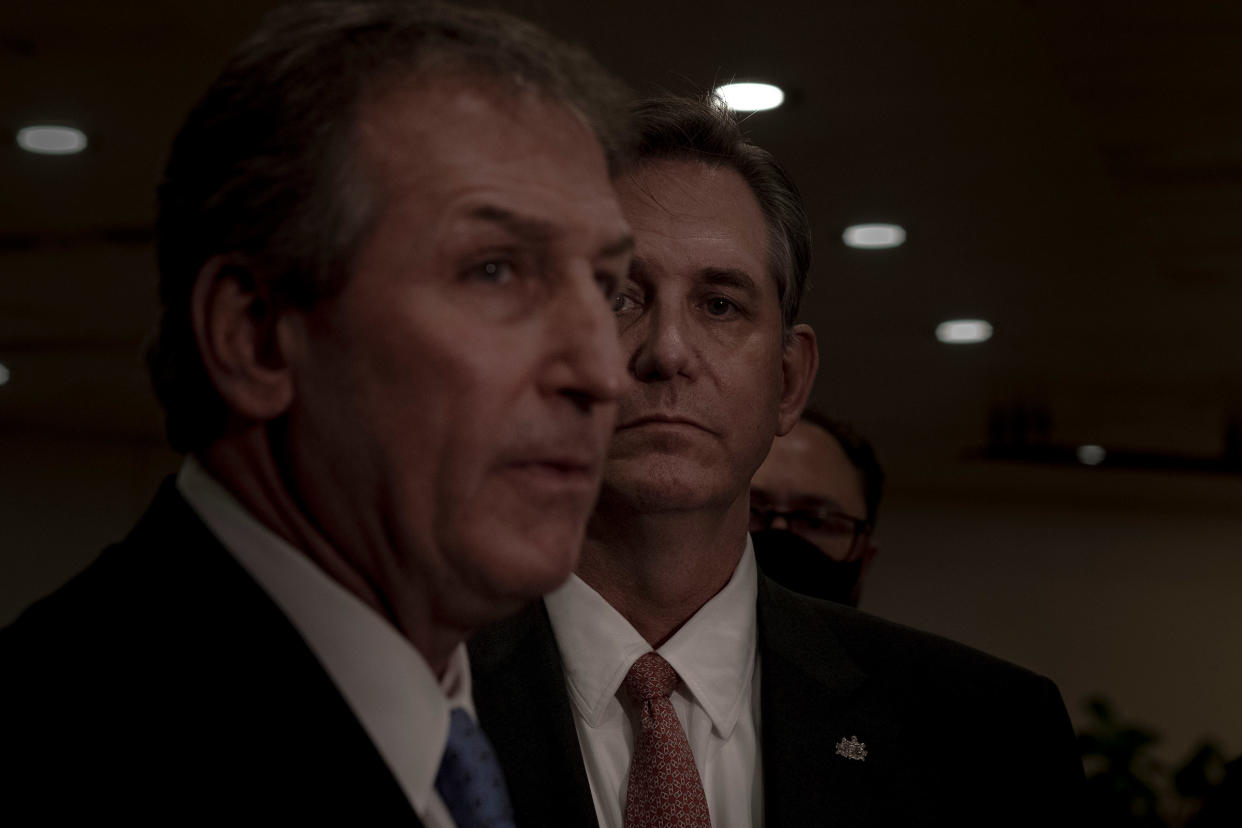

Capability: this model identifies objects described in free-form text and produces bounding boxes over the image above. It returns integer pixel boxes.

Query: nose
[629,300,692,382]
[544,271,625,412]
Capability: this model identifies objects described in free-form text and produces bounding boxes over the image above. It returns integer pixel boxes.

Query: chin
[463,522,584,603]
[601,460,721,513]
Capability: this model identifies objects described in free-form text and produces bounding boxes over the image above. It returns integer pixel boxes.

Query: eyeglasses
[748,501,871,561]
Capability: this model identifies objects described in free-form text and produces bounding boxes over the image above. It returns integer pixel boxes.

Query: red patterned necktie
[622,652,712,828]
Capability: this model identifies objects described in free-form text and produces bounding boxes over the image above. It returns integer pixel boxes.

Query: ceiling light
[17,125,87,155]
[843,223,906,249]
[0,363,9,386]
[714,82,785,112]
[1077,444,1106,466]
[935,319,993,344]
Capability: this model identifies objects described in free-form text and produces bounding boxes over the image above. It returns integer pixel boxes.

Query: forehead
[615,160,772,290]
[754,421,867,517]
[355,74,623,235]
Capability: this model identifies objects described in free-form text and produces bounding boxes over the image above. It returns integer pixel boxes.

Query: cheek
[726,340,787,407]
[344,345,509,533]
[735,350,788,444]
[421,348,545,493]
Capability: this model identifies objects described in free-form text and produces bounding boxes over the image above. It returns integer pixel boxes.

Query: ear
[859,539,878,575]
[776,323,818,436]
[851,539,878,607]
[190,255,295,423]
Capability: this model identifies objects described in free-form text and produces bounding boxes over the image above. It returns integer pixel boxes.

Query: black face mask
[752,529,864,607]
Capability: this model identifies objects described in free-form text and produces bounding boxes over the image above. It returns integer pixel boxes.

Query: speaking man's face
[281,77,631,627]
[603,159,810,515]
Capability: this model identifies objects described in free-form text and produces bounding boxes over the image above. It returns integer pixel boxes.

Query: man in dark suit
[470,96,1084,827]
[0,2,634,822]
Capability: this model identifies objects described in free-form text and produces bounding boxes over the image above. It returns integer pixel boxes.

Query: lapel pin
[835,735,867,761]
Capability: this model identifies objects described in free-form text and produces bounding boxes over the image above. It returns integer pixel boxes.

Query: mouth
[616,415,713,433]
[517,458,593,474]
[502,456,601,489]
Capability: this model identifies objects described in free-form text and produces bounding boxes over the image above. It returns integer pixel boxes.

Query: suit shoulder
[2,481,189,648]
[0,541,133,660]
[759,576,1054,699]
[0,480,238,685]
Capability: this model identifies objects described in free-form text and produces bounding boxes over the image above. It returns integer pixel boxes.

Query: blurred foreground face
[283,78,631,623]
[604,159,790,512]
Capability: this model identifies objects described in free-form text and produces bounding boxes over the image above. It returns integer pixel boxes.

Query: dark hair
[625,95,811,334]
[800,409,885,525]
[147,1,631,452]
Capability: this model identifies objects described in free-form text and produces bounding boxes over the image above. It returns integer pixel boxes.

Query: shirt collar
[659,540,758,740]
[545,538,758,740]
[177,456,471,816]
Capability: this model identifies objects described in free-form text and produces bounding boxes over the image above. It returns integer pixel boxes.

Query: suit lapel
[758,576,903,828]
[470,600,599,827]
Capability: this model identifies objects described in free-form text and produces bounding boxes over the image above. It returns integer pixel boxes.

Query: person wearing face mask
[749,411,883,607]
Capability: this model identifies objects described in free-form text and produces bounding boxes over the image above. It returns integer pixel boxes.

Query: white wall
[865,475,1242,766]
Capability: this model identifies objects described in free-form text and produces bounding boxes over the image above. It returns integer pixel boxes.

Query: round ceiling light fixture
[843,223,906,249]
[713,82,785,112]
[0,362,10,386]
[1077,444,1106,466]
[17,125,88,155]
[935,319,993,344]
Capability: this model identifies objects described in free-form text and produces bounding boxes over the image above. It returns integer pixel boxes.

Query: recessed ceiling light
[714,82,785,112]
[17,125,87,155]
[1077,444,1106,466]
[935,319,993,344]
[0,363,9,386]
[843,223,906,249]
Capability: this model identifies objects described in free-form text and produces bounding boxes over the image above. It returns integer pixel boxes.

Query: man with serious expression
[584,157,816,637]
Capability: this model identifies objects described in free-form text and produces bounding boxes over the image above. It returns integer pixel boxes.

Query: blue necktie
[434,707,516,828]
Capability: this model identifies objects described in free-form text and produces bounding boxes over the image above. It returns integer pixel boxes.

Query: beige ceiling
[2,0,1240,503]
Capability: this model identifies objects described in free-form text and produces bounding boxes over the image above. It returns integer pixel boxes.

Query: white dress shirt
[177,457,468,828]
[544,540,763,828]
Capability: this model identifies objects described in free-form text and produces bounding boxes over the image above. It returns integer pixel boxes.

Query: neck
[197,424,461,677]
[578,491,749,647]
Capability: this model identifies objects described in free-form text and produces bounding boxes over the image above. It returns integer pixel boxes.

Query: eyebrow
[469,205,557,244]
[701,267,758,293]
[599,235,635,259]
[469,205,633,259]
[627,258,757,287]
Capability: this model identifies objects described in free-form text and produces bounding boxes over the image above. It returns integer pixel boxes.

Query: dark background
[2,0,1239,770]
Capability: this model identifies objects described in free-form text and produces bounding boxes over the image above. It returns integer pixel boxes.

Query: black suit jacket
[0,480,420,824]
[470,576,1084,827]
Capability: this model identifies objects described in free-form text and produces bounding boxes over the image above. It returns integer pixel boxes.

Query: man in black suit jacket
[471,96,1084,827]
[1,2,635,822]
